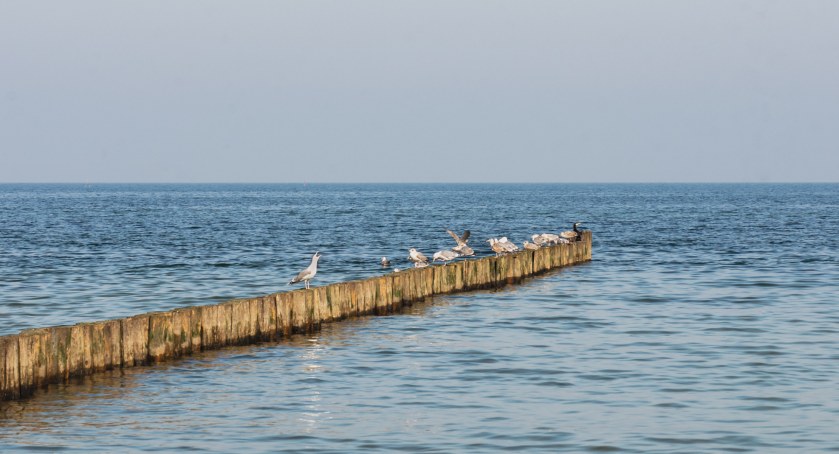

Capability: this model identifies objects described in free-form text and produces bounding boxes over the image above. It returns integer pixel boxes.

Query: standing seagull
[381,256,391,267]
[288,251,321,289]
[432,249,460,265]
[408,248,429,267]
[523,241,540,251]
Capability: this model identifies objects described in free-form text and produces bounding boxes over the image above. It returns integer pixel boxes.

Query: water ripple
[1,183,839,452]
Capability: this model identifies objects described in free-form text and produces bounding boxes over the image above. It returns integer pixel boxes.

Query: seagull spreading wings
[446,229,474,256]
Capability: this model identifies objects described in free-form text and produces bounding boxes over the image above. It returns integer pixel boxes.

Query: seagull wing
[290,268,309,284]
[446,229,466,246]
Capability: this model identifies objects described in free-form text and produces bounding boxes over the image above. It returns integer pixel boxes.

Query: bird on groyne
[381,256,391,267]
[487,237,519,256]
[532,233,561,246]
[408,248,429,267]
[432,249,460,265]
[523,241,540,251]
[446,229,475,256]
[498,237,519,253]
[288,251,321,289]
[560,222,583,242]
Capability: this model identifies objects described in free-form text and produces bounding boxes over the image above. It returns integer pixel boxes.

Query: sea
[0,183,837,452]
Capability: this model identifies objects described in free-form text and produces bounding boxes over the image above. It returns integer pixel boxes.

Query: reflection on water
[2,184,839,452]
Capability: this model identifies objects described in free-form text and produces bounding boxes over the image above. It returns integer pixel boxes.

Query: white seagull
[523,241,540,251]
[432,249,460,265]
[446,229,475,256]
[408,248,429,267]
[487,237,518,256]
[381,256,391,267]
[288,251,321,289]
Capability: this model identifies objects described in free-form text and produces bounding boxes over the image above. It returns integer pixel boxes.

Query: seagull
[532,233,560,245]
[523,241,540,251]
[498,237,519,253]
[446,229,473,256]
[560,222,583,242]
[381,256,391,267]
[432,249,460,265]
[288,251,321,289]
[446,229,474,256]
[487,238,518,256]
[487,239,504,256]
[408,248,429,267]
[531,234,548,246]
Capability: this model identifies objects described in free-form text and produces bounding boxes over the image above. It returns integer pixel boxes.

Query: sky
[1,1,837,183]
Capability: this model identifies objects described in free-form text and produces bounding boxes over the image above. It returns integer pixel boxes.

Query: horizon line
[1,181,837,185]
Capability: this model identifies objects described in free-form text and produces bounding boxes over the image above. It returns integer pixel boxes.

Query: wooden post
[1,335,20,400]
[375,276,388,314]
[17,328,51,395]
[171,306,202,357]
[255,296,279,341]
[200,304,223,350]
[276,292,293,337]
[288,289,312,334]
[312,287,330,325]
[325,283,344,321]
[148,311,174,363]
[121,314,150,367]
[223,299,258,345]
[71,320,120,375]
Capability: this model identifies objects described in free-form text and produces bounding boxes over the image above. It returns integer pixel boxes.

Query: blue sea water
[0,183,837,452]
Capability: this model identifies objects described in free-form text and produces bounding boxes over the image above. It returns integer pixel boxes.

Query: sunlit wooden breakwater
[0,232,591,401]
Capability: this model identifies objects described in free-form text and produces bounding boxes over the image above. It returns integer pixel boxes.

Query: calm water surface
[1,183,837,452]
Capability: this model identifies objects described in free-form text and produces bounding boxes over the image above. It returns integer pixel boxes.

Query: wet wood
[121,314,150,367]
[1,335,20,400]
[148,311,174,362]
[3,232,591,401]
[255,296,279,341]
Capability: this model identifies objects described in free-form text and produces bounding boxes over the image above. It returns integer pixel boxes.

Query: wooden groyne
[1,231,591,401]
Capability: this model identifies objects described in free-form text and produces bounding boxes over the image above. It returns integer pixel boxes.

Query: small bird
[523,241,540,251]
[408,248,429,267]
[432,249,460,265]
[288,251,321,289]
[381,256,391,267]
[560,222,583,242]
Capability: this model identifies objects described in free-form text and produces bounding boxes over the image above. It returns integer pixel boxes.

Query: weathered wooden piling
[0,231,591,401]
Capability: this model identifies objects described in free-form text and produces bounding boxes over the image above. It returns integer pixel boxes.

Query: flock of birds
[288,223,584,289]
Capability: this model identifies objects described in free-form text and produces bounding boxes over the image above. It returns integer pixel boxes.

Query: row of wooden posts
[0,231,591,401]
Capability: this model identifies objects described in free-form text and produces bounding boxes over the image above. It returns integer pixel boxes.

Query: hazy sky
[1,1,837,183]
